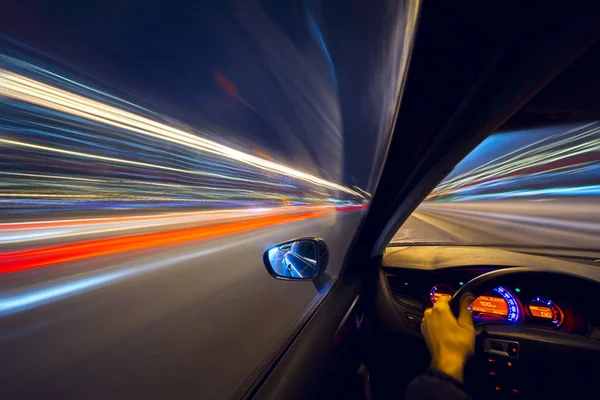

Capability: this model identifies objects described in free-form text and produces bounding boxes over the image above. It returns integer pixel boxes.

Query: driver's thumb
[458,293,475,327]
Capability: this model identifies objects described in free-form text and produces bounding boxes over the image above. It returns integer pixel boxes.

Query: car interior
[245,3,600,400]
[3,2,600,399]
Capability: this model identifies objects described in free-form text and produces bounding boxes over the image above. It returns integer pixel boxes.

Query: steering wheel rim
[448,266,600,398]
[448,266,600,357]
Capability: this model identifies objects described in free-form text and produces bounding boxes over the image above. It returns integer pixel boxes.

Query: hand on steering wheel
[421,295,475,383]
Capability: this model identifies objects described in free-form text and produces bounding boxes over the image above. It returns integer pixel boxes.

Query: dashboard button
[405,313,422,331]
[508,343,519,357]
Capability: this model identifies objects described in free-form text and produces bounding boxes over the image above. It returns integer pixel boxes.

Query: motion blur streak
[0,137,267,184]
[429,122,600,200]
[0,242,233,317]
[0,0,419,395]
[396,123,600,249]
[0,49,369,328]
[0,206,336,274]
[0,209,241,231]
[0,67,360,196]
[0,206,365,318]
[398,199,600,249]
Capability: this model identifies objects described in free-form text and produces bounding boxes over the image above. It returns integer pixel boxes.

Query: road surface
[5,198,595,397]
[395,198,599,249]
[0,206,364,399]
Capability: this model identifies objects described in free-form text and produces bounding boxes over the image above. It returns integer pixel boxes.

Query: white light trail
[0,137,274,186]
[0,69,361,196]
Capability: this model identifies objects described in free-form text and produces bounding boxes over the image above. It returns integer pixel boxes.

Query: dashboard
[378,246,600,339]
[377,245,600,398]
[424,269,586,333]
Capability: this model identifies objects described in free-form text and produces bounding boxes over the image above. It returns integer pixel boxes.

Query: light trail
[0,172,293,191]
[0,68,361,196]
[434,124,599,193]
[0,205,331,230]
[0,209,237,230]
[428,122,600,201]
[0,171,106,182]
[0,242,235,317]
[0,137,266,185]
[0,205,358,274]
[0,206,336,244]
[443,185,600,201]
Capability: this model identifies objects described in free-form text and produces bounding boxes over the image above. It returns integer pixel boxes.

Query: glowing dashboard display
[528,297,564,326]
[426,280,569,328]
[529,305,553,319]
[471,295,508,316]
[471,286,520,322]
[430,285,454,305]
[429,284,521,323]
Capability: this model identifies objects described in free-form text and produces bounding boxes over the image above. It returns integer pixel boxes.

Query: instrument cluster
[429,282,572,330]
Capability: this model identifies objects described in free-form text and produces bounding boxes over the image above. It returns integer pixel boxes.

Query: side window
[395,123,599,250]
[0,1,411,398]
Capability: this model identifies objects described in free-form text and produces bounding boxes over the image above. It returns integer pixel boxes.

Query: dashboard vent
[386,275,425,309]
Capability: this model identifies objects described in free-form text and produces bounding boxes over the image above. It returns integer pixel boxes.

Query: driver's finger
[433,296,450,312]
[458,293,475,327]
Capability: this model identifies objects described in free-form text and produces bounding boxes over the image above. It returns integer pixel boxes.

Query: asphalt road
[395,198,599,249]
[0,207,364,399]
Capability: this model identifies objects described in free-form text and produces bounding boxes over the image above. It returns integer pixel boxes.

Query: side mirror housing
[263,238,329,281]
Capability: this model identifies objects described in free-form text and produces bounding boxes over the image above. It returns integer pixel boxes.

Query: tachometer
[429,284,454,305]
[528,297,564,327]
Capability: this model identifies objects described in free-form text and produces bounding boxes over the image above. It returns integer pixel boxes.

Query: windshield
[394,122,600,249]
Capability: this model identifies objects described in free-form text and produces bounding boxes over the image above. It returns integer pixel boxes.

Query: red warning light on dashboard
[471,296,508,316]
[529,305,553,319]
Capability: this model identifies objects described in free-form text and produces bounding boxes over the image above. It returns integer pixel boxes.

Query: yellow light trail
[0,69,362,196]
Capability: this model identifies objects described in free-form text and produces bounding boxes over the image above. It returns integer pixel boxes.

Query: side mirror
[263,238,329,281]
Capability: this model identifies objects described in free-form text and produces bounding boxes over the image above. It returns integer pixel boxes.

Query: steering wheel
[449,267,600,398]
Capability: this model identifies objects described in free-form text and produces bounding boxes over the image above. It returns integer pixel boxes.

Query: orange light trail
[0,205,332,231]
[0,208,339,274]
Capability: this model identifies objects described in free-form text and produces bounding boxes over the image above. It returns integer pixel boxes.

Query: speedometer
[471,286,520,322]
[471,295,508,317]
[528,297,564,327]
